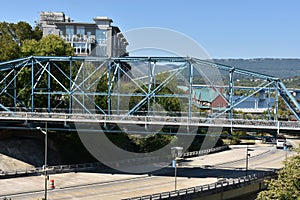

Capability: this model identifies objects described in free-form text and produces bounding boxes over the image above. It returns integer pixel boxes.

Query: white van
[276,138,286,149]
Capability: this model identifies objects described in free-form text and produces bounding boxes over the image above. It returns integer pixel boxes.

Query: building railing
[61,35,96,44]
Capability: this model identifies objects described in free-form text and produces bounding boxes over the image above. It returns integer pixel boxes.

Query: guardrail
[0,146,229,179]
[0,162,104,179]
[123,171,277,200]
[183,146,229,158]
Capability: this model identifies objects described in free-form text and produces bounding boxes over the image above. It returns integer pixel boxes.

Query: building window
[66,25,74,36]
[77,26,85,36]
[74,43,88,55]
[96,30,107,56]
[96,30,107,44]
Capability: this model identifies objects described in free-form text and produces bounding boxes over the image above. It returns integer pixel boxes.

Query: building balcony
[61,35,96,44]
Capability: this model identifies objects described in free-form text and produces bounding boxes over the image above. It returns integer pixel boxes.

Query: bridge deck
[0,111,299,132]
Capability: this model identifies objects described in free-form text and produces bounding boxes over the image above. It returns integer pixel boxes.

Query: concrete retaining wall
[193,181,266,200]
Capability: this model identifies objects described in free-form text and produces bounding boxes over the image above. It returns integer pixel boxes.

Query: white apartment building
[40,11,128,57]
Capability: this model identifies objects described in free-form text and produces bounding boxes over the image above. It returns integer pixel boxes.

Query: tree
[19,35,74,109]
[21,35,74,57]
[256,145,300,199]
[20,39,39,56]
[12,21,35,44]
[0,33,20,61]
[36,35,74,56]
[0,21,42,61]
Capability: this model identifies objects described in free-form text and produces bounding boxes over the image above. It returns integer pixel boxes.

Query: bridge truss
[0,56,299,127]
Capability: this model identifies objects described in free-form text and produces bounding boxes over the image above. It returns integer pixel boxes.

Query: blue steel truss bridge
[0,56,299,134]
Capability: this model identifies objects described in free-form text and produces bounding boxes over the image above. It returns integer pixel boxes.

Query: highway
[1,140,298,200]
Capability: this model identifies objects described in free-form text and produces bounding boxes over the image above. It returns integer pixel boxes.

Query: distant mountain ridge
[213,58,300,78]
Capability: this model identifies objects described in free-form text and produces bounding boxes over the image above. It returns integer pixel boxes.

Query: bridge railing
[0,110,299,130]
[6,106,290,120]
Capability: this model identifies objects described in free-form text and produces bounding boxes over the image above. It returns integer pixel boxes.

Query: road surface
[1,141,298,200]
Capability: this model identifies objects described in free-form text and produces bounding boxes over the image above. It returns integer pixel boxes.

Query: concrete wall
[193,182,266,200]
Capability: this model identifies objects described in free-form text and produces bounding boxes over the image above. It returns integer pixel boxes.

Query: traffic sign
[172,160,176,168]
[283,145,287,151]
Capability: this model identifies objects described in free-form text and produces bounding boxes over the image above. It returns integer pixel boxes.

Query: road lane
[6,175,215,200]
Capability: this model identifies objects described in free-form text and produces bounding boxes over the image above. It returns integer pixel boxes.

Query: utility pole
[37,124,48,200]
[171,147,183,191]
[284,143,287,162]
[245,145,251,176]
[172,159,177,190]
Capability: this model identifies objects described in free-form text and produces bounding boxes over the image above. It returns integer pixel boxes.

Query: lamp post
[283,143,287,162]
[245,145,253,176]
[37,126,48,200]
[171,147,183,191]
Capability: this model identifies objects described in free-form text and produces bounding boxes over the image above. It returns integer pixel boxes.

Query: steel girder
[0,56,299,121]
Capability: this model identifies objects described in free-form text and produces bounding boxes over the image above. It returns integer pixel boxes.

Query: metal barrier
[182,146,229,158]
[0,146,229,179]
[123,171,277,200]
[0,162,103,179]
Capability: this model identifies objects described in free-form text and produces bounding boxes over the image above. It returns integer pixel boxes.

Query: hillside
[213,58,300,78]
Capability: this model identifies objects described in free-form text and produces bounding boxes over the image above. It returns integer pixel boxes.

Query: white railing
[62,35,96,44]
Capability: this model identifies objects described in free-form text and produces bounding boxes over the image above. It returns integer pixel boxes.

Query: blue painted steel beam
[0,56,298,122]
[276,81,300,121]
[228,67,235,119]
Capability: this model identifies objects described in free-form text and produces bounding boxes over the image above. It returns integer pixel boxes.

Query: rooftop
[93,16,113,22]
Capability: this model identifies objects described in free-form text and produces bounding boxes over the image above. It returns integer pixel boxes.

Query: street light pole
[246,146,248,176]
[37,125,48,200]
[171,147,183,191]
[172,159,177,190]
[284,143,287,162]
[245,145,251,176]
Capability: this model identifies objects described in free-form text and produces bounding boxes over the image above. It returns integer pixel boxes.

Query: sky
[1,0,300,59]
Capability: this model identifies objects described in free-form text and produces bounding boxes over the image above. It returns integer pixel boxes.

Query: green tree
[20,39,39,56]
[0,33,20,61]
[257,145,300,199]
[0,21,42,61]
[21,35,74,57]
[36,35,74,56]
[12,21,35,44]
[19,35,74,108]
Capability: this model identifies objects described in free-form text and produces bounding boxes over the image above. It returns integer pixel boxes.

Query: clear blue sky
[1,0,300,58]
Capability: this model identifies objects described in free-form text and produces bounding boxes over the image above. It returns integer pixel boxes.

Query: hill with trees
[214,58,300,78]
